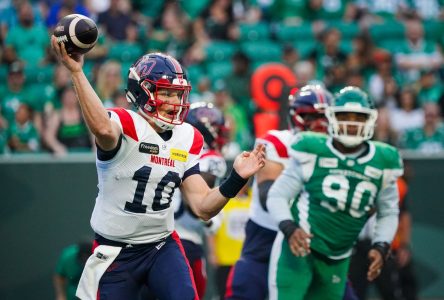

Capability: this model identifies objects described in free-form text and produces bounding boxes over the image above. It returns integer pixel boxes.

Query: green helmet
[325,86,378,147]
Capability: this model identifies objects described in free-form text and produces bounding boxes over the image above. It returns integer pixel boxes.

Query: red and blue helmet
[126,53,191,130]
[288,84,332,133]
[186,102,229,150]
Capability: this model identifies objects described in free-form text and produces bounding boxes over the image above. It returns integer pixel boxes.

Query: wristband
[219,169,248,198]
[279,220,299,240]
[371,242,391,262]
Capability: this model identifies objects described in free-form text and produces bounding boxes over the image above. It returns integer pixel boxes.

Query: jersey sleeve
[288,132,319,182]
[373,144,404,244]
[267,157,305,224]
[381,145,404,189]
[107,108,138,141]
[186,126,204,173]
[256,131,289,165]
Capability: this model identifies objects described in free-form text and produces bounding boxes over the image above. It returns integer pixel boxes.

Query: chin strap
[138,108,175,131]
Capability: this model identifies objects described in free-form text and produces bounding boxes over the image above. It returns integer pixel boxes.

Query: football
[54,14,98,54]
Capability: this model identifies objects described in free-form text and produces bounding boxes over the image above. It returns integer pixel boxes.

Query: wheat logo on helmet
[325,86,378,147]
[125,53,191,131]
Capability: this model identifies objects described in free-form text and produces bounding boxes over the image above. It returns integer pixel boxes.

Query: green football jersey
[289,132,403,259]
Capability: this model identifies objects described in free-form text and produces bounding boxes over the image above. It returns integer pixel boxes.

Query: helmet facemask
[325,105,378,147]
[290,104,329,133]
[288,85,332,133]
[128,67,191,131]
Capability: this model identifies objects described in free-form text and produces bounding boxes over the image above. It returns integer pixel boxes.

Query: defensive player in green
[267,86,404,300]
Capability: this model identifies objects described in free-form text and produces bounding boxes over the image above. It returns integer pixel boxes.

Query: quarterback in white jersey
[51,37,265,300]
[226,85,332,300]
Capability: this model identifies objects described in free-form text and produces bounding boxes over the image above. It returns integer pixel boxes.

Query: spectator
[395,19,443,84]
[168,22,194,63]
[148,0,189,54]
[3,1,50,66]
[46,0,90,28]
[43,87,93,156]
[54,241,92,300]
[1,62,28,123]
[417,69,443,106]
[354,0,407,22]
[95,60,122,108]
[374,104,394,144]
[389,87,424,142]
[194,0,235,41]
[282,44,299,71]
[97,0,132,41]
[382,77,400,109]
[0,0,43,44]
[347,33,375,77]
[7,103,40,153]
[325,62,348,93]
[398,102,444,153]
[406,0,444,21]
[224,51,255,129]
[368,51,395,106]
[47,63,73,111]
[309,28,347,81]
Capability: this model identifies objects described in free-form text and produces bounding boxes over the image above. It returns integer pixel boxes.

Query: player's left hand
[233,144,266,178]
[367,249,384,281]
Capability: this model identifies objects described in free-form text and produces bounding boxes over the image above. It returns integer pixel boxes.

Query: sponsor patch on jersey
[319,157,338,168]
[139,142,159,154]
[170,148,188,162]
[364,165,382,179]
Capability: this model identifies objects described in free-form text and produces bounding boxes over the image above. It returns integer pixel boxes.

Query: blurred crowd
[1,0,444,156]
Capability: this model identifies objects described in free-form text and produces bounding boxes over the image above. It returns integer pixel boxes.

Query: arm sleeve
[372,182,400,244]
[267,157,304,224]
[186,127,204,172]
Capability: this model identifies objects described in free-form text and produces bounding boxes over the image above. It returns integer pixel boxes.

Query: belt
[95,233,169,248]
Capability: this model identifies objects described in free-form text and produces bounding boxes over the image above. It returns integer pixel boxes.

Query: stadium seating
[238,22,270,42]
[205,41,238,62]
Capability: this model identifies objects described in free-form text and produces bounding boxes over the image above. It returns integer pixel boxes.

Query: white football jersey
[91,108,203,244]
[250,129,293,231]
[174,149,226,245]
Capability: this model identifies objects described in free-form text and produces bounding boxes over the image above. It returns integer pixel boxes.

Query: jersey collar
[327,137,375,164]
